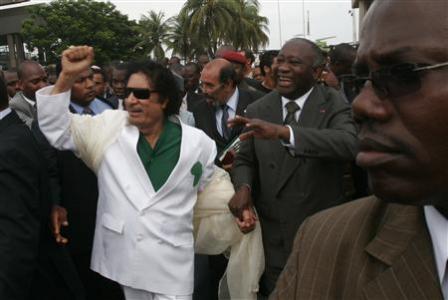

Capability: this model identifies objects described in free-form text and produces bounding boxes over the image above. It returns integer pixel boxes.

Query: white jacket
[36,87,216,295]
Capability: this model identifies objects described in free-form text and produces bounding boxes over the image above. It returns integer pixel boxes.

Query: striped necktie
[284,101,300,126]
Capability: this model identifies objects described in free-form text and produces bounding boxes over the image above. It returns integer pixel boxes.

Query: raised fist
[60,45,94,78]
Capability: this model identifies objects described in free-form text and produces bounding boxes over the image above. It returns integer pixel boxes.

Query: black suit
[185,91,205,112]
[232,85,358,295]
[192,88,261,300]
[0,111,84,300]
[193,88,260,155]
[0,110,46,299]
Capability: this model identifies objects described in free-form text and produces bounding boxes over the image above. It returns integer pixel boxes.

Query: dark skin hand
[227,116,294,233]
[227,115,291,141]
[228,185,257,234]
[51,205,69,244]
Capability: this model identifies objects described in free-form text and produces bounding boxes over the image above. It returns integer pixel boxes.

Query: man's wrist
[236,183,251,193]
[279,125,291,142]
[51,72,76,95]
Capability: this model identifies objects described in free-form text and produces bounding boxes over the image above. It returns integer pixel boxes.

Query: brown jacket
[270,196,443,300]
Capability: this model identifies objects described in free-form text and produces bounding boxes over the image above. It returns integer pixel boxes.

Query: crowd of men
[1,0,447,299]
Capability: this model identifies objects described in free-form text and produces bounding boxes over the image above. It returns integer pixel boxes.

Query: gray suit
[9,91,36,128]
[232,84,358,294]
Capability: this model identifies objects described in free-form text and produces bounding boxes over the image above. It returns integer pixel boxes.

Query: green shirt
[137,120,181,192]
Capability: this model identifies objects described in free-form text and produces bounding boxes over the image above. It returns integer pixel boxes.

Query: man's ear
[312,66,325,80]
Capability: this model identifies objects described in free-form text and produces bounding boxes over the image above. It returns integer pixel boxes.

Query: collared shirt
[23,94,36,108]
[0,107,12,120]
[215,87,239,136]
[281,87,314,146]
[424,205,448,299]
[70,98,113,115]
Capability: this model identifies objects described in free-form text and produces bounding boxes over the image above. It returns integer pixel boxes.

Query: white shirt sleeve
[36,86,77,151]
[281,125,296,149]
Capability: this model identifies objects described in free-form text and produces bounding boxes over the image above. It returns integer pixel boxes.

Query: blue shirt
[70,98,112,115]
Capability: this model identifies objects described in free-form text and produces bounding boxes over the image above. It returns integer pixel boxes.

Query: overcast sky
[108,0,358,50]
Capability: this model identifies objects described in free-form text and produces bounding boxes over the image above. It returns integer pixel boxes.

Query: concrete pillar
[6,34,17,69]
[14,34,25,63]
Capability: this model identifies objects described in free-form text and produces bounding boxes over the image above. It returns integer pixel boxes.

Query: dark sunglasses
[353,62,448,98]
[124,88,158,100]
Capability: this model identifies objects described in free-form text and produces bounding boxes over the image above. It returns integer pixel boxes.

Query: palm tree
[179,0,238,57]
[232,0,269,51]
[135,11,170,61]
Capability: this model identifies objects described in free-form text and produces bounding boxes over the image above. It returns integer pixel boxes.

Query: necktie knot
[285,101,300,114]
[82,106,94,115]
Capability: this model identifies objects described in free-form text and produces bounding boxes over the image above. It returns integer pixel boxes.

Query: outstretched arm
[36,46,94,152]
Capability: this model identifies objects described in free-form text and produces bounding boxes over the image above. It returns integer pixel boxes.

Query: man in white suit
[36,46,217,300]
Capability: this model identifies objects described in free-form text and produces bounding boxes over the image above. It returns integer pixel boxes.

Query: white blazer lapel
[142,121,195,210]
[118,125,156,208]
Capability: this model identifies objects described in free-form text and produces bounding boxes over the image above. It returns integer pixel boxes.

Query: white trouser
[122,285,192,300]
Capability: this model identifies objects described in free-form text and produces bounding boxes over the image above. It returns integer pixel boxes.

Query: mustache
[358,120,416,157]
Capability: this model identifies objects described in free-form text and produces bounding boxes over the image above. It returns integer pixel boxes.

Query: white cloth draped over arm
[36,86,128,172]
[194,168,264,300]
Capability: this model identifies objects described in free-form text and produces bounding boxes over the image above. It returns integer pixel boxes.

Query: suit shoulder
[305,196,384,231]
[183,123,215,147]
[245,91,279,115]
[317,84,349,108]
[296,196,387,253]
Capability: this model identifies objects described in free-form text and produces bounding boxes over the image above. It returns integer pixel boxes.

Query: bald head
[17,61,48,100]
[362,0,448,52]
[203,58,237,87]
[200,58,237,105]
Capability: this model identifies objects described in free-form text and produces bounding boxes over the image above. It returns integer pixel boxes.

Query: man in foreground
[270,1,448,299]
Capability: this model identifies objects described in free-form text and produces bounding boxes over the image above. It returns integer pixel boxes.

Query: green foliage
[21,0,139,65]
[175,0,269,59]
[134,11,170,61]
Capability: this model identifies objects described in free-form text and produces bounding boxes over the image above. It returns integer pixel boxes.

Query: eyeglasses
[124,88,158,100]
[353,62,448,97]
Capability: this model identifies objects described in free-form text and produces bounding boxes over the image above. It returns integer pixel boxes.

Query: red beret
[220,51,246,65]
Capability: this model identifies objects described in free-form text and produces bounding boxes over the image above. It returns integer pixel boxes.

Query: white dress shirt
[0,107,12,120]
[424,206,448,299]
[216,87,239,137]
[281,87,314,146]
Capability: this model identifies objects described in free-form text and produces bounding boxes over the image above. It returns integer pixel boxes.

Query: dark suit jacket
[185,91,205,112]
[271,196,443,300]
[193,88,261,155]
[0,111,84,300]
[231,85,358,293]
[0,111,46,299]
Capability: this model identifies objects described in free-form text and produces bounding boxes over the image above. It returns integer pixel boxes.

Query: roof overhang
[0,1,42,35]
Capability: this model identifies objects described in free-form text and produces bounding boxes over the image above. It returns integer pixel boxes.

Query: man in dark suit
[229,38,358,297]
[270,1,448,299]
[192,58,261,300]
[0,75,45,299]
[0,76,83,300]
[194,58,261,157]
[182,62,204,112]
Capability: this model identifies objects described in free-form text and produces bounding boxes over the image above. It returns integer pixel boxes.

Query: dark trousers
[193,254,228,300]
[71,253,125,300]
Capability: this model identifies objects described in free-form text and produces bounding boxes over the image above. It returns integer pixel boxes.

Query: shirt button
[136,234,143,242]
